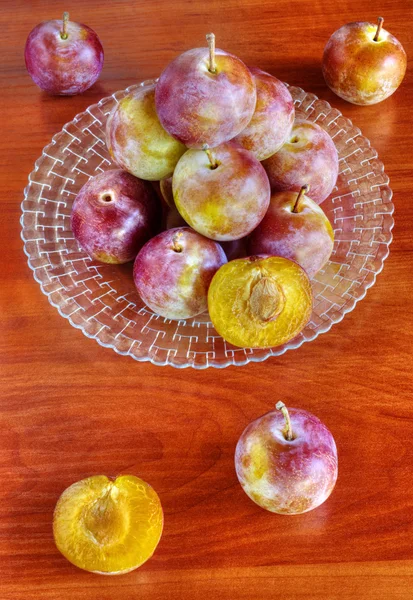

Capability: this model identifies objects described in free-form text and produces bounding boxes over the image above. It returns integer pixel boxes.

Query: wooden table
[2,0,413,597]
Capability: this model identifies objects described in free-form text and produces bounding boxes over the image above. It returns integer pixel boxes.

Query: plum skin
[71,169,160,264]
[235,408,338,514]
[134,227,227,320]
[155,47,256,149]
[262,120,338,205]
[322,21,407,105]
[25,19,103,95]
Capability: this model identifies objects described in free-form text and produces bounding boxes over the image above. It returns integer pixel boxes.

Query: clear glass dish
[21,80,394,369]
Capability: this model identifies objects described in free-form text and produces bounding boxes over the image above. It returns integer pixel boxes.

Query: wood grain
[1,0,413,598]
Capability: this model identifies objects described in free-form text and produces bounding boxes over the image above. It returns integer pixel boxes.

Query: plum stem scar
[101,192,114,203]
[276,401,293,441]
[203,144,218,169]
[292,185,310,213]
[172,231,183,252]
[206,33,216,73]
[374,17,384,42]
[61,12,69,39]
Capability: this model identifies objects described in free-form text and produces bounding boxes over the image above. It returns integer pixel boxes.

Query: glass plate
[21,80,394,369]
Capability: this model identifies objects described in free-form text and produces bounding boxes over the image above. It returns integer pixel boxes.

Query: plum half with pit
[71,169,160,264]
[249,186,334,278]
[262,120,339,205]
[173,142,270,241]
[235,402,338,514]
[53,474,163,574]
[208,255,312,348]
[155,34,256,148]
[25,12,103,95]
[134,227,227,320]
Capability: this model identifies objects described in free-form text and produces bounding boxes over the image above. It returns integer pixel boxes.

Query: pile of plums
[70,33,339,349]
[68,24,404,349]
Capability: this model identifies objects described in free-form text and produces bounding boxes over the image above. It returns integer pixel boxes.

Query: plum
[106,84,186,181]
[155,34,256,148]
[71,169,160,264]
[173,142,270,241]
[134,227,227,320]
[235,402,338,514]
[262,120,339,205]
[25,12,103,95]
[323,18,407,105]
[248,186,334,278]
[235,67,295,160]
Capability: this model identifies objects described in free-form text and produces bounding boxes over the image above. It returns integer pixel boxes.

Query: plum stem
[61,12,69,39]
[206,33,216,73]
[292,185,310,213]
[276,401,293,441]
[203,144,218,169]
[374,17,384,42]
[172,231,183,252]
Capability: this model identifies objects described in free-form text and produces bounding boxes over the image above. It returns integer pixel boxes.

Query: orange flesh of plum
[208,256,313,348]
[53,475,163,575]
